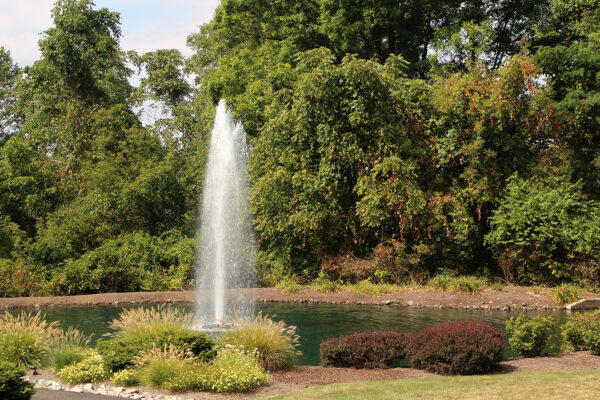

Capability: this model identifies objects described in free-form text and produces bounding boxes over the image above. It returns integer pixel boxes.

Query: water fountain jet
[195,99,255,329]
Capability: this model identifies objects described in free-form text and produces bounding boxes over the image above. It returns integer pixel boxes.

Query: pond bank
[1,286,598,311]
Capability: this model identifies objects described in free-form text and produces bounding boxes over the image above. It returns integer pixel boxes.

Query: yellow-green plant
[219,313,301,371]
[111,368,140,386]
[0,312,59,367]
[56,351,109,384]
[163,351,268,393]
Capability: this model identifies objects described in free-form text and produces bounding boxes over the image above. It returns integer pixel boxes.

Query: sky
[0,0,221,67]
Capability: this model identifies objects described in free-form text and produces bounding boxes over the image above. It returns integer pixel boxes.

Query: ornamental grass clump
[506,313,554,357]
[552,283,581,305]
[218,313,301,371]
[106,305,195,339]
[320,331,410,368]
[0,312,59,367]
[406,321,504,375]
[49,327,93,372]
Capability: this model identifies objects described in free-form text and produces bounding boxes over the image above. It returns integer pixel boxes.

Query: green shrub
[219,313,301,371]
[98,306,214,372]
[506,314,554,357]
[486,176,600,284]
[56,352,109,384]
[164,351,268,393]
[561,311,600,351]
[0,361,35,400]
[552,284,581,304]
[582,325,600,355]
[0,312,59,367]
[97,329,215,372]
[111,368,141,386]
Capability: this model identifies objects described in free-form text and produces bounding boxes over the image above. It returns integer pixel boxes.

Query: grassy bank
[264,370,600,400]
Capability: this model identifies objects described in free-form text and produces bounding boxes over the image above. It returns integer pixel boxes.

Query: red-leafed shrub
[320,330,410,369]
[406,321,504,375]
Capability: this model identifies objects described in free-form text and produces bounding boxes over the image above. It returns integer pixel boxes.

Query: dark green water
[11,303,569,365]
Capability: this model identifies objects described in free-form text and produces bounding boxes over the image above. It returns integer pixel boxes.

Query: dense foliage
[506,314,555,357]
[0,362,35,400]
[1,0,599,294]
[320,331,409,369]
[406,321,504,375]
[561,310,600,353]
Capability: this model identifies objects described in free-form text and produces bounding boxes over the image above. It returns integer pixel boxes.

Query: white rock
[83,383,95,391]
[50,382,62,391]
[114,386,125,394]
[131,394,142,400]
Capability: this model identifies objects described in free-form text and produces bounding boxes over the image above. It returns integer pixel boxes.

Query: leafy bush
[561,311,600,351]
[98,305,214,372]
[218,313,301,371]
[506,314,554,357]
[320,330,410,368]
[111,368,140,386]
[0,361,35,400]
[0,312,59,367]
[164,350,268,393]
[552,283,581,304]
[486,176,600,284]
[406,321,504,375]
[56,352,109,384]
[97,329,214,372]
[427,272,487,294]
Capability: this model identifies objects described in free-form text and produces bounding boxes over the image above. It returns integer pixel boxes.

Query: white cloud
[0,0,220,66]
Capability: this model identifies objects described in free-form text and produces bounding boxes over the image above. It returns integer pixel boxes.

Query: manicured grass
[264,370,600,400]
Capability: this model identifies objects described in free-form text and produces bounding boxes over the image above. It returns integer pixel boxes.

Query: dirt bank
[1,286,598,311]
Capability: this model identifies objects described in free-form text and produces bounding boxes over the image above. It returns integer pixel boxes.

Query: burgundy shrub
[406,321,504,375]
[320,330,410,369]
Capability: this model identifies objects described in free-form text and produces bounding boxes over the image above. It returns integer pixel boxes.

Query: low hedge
[320,330,410,369]
[406,321,504,375]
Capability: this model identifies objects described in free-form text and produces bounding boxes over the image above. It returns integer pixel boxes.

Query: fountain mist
[195,99,255,326]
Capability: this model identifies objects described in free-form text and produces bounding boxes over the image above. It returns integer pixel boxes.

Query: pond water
[12,303,569,365]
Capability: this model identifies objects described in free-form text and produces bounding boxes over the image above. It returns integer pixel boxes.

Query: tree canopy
[0,0,598,296]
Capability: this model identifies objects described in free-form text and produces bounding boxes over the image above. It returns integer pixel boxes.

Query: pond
[13,303,569,365]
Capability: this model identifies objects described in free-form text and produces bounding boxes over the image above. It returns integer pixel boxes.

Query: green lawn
[263,370,600,400]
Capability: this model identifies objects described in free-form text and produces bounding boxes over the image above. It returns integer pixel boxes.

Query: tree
[0,47,20,146]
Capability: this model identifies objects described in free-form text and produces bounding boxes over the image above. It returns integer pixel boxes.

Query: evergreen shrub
[320,331,410,368]
[0,361,35,400]
[407,321,504,375]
